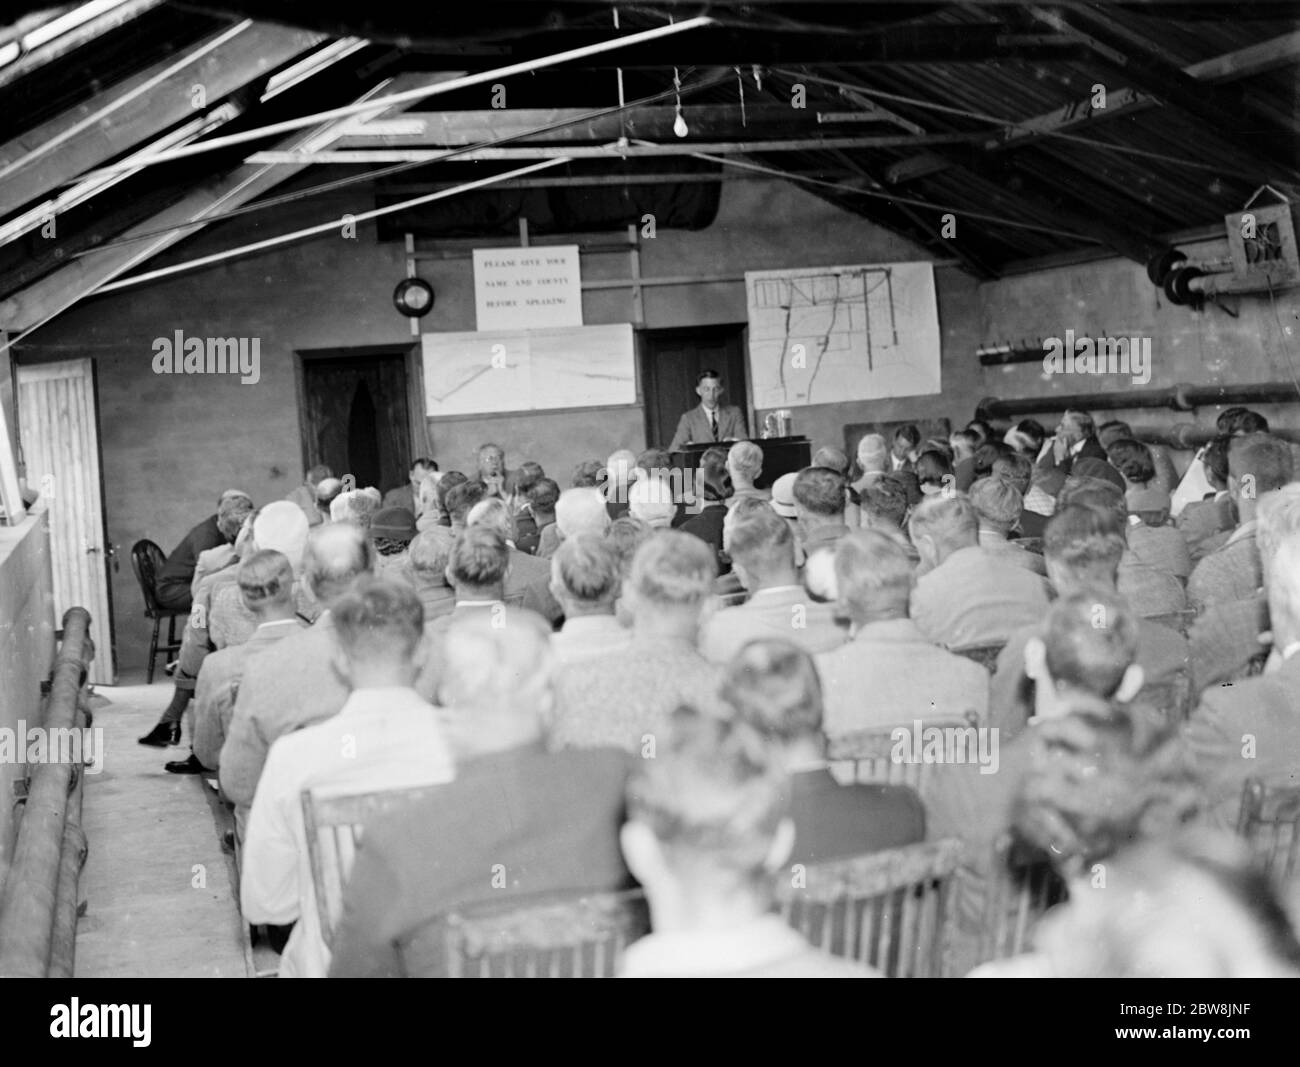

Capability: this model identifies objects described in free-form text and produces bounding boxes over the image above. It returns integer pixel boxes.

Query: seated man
[992,452,1046,539]
[475,441,511,498]
[726,441,768,507]
[678,451,731,573]
[408,530,456,620]
[989,503,1190,740]
[155,490,252,614]
[792,466,851,560]
[426,525,517,641]
[382,457,435,513]
[1126,485,1191,579]
[604,449,637,521]
[816,529,989,737]
[890,423,921,473]
[426,479,486,550]
[628,477,677,529]
[555,485,613,546]
[286,465,332,527]
[700,504,845,663]
[328,611,631,978]
[220,523,385,822]
[858,475,917,560]
[177,550,307,775]
[1188,433,1293,611]
[908,494,1050,648]
[723,639,925,863]
[1181,526,1300,829]
[516,475,558,556]
[240,577,455,977]
[551,531,722,752]
[466,498,562,624]
[1176,433,1236,561]
[969,476,1046,575]
[618,705,874,978]
[549,534,630,663]
[1099,420,1178,493]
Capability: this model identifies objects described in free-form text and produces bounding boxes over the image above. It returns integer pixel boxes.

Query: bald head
[305,522,375,605]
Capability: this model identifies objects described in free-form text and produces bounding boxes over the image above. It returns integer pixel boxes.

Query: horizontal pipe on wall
[0,608,93,978]
[977,381,1300,421]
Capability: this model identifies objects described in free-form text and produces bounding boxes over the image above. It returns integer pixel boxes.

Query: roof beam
[0,77,424,335]
[0,0,167,91]
[0,21,327,220]
[249,134,984,165]
[336,104,884,147]
[888,29,1300,184]
[1034,6,1300,178]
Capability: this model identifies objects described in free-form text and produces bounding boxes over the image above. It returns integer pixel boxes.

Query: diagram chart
[745,262,941,409]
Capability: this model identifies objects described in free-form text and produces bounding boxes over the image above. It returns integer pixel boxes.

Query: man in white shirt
[549,534,630,663]
[700,504,845,662]
[240,576,455,978]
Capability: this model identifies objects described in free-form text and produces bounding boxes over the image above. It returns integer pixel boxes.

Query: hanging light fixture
[672,67,688,138]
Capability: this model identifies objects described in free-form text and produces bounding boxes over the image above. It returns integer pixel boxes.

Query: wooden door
[16,358,115,684]
[299,350,412,497]
[639,324,749,449]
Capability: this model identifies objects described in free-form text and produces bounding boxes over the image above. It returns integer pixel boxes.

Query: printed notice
[473,245,583,330]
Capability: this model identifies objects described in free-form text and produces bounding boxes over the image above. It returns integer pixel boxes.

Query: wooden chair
[974,836,1067,966]
[129,538,184,683]
[1236,778,1300,887]
[775,838,965,977]
[827,712,981,798]
[415,889,651,978]
[300,782,447,948]
[947,642,1006,673]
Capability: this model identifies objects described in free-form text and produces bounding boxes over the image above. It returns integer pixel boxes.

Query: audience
[908,494,1050,648]
[147,400,1300,981]
[240,577,454,977]
[328,611,631,978]
[617,706,874,978]
[700,504,845,662]
[816,530,989,737]
[550,531,722,752]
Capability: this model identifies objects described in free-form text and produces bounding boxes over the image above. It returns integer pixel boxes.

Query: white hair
[628,478,677,528]
[555,487,611,538]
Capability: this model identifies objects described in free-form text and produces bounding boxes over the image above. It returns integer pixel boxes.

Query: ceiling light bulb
[673,111,689,138]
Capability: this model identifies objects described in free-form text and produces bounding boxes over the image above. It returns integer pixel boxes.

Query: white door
[16,358,115,684]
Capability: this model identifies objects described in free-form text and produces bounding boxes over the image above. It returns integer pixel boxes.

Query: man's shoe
[165,753,206,774]
[138,722,181,747]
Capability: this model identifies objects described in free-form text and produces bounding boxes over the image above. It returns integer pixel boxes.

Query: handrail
[0,607,94,977]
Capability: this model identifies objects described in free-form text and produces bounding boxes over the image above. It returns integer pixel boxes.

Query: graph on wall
[745,261,941,409]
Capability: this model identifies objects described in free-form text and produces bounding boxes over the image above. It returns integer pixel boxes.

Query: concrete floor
[73,668,256,978]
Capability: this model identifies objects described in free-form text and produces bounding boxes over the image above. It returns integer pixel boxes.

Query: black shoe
[165,753,206,774]
[138,722,181,747]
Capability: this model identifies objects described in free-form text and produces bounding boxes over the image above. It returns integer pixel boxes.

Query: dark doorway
[640,323,749,449]
[299,348,413,495]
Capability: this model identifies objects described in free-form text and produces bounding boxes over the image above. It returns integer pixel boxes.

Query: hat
[252,500,310,572]
[1127,486,1172,515]
[371,506,417,544]
[770,472,798,518]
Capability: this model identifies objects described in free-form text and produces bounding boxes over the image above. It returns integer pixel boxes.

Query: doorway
[297,347,418,497]
[639,324,749,449]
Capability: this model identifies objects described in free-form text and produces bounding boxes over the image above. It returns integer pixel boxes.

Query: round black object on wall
[393,277,435,317]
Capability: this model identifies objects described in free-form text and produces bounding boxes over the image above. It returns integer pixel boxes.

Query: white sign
[473,245,583,330]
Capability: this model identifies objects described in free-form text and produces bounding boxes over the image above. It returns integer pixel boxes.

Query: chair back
[947,642,1006,673]
[1144,608,1197,638]
[975,835,1067,965]
[418,889,651,978]
[301,782,447,948]
[130,539,168,618]
[1237,778,1300,887]
[775,838,965,977]
[826,713,981,798]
